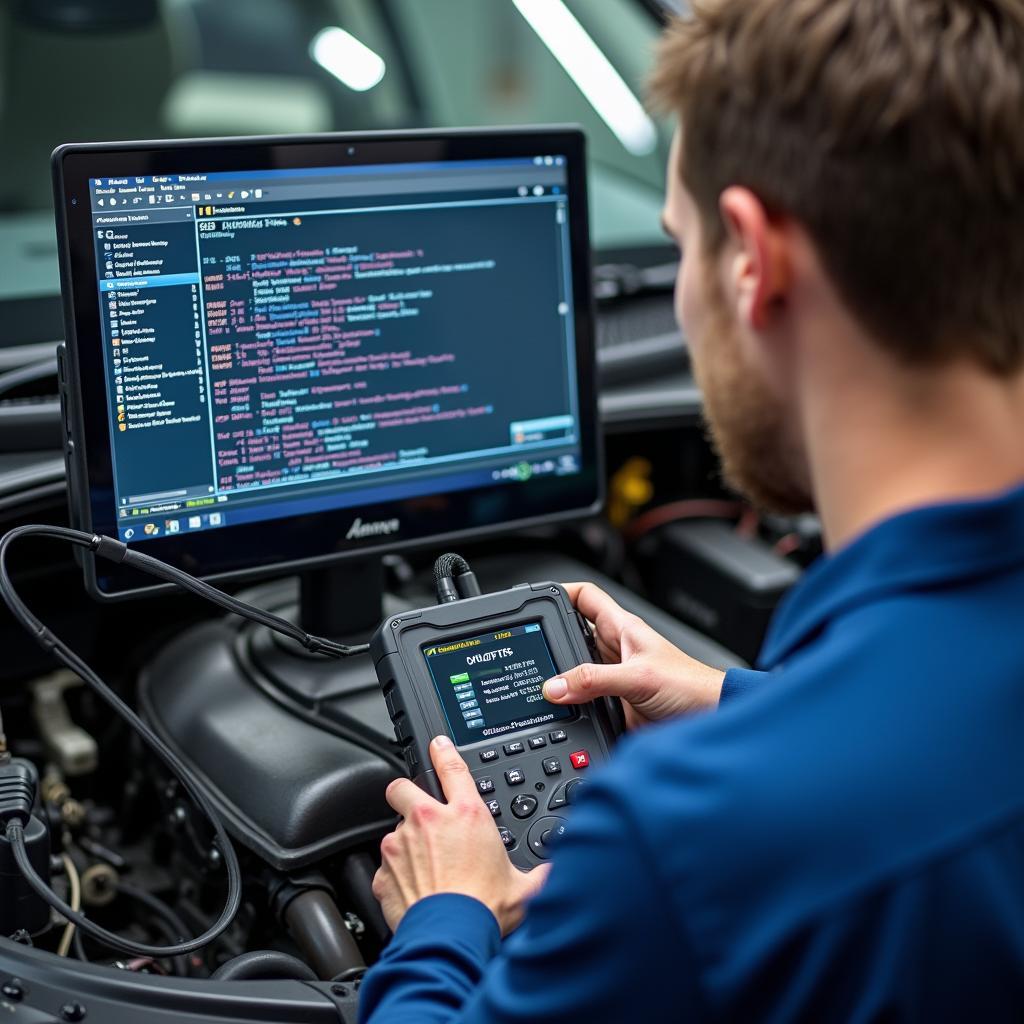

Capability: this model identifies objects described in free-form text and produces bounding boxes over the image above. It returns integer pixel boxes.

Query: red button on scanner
[570,750,589,769]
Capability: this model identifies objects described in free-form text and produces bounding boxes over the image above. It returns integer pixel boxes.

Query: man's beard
[690,262,814,516]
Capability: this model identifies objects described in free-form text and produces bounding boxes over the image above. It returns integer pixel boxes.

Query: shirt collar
[759,479,1024,668]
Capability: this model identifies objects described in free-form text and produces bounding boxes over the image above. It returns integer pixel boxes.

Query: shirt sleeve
[719,666,769,704]
[358,774,708,1024]
[357,894,501,1024]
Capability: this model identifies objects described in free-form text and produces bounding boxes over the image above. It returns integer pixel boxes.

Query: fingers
[385,776,434,819]
[520,862,552,900]
[371,862,403,933]
[385,737,477,815]
[498,863,554,934]
[542,659,642,705]
[564,582,635,637]
[428,735,479,804]
[565,581,618,621]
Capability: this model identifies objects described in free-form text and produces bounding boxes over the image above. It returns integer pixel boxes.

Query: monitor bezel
[53,127,602,599]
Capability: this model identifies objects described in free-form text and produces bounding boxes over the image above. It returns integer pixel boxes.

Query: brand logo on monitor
[346,517,401,540]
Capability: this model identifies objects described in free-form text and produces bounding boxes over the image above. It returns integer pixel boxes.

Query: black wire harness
[0,524,369,959]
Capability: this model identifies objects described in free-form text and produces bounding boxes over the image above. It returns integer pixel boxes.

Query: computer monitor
[53,128,600,598]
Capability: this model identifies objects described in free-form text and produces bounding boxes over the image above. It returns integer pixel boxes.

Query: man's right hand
[542,582,725,729]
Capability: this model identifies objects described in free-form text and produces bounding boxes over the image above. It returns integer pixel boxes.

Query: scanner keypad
[510,794,538,819]
[467,725,596,866]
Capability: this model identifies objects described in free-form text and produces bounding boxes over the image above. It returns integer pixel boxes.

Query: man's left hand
[372,735,550,934]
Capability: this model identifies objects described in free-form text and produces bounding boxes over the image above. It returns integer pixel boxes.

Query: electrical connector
[0,759,36,828]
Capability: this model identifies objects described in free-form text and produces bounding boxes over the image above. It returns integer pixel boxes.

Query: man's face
[663,134,813,515]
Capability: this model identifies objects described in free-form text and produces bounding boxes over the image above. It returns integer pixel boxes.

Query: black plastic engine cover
[139,619,399,871]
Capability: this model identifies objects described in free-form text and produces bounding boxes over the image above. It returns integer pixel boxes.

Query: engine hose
[211,950,318,982]
[283,888,364,980]
[340,851,391,947]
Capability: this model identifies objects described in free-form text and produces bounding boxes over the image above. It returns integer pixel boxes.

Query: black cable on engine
[0,523,370,959]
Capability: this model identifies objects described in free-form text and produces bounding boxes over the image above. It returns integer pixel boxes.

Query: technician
[361,1,1024,1019]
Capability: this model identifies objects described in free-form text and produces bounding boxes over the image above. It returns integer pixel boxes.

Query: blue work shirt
[360,485,1024,1021]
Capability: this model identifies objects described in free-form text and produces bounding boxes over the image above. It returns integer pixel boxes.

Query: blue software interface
[87,156,582,542]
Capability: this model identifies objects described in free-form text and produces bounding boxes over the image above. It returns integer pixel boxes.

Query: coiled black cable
[0,524,368,958]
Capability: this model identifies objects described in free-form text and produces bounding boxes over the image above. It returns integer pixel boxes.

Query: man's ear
[718,187,791,332]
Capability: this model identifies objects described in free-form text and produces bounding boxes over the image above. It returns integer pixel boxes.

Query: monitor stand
[240,556,413,713]
[232,555,425,715]
[298,558,386,644]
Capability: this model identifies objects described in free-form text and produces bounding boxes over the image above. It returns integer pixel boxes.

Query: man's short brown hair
[650,0,1024,373]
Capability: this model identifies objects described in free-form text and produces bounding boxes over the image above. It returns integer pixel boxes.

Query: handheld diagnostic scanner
[371,581,619,869]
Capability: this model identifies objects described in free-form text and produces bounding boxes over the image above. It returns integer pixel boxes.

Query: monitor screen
[423,621,573,746]
[54,130,600,596]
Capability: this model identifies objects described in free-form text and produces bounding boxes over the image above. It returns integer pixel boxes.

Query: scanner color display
[423,622,572,746]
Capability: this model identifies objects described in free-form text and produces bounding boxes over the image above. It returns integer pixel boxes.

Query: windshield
[0,0,673,274]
